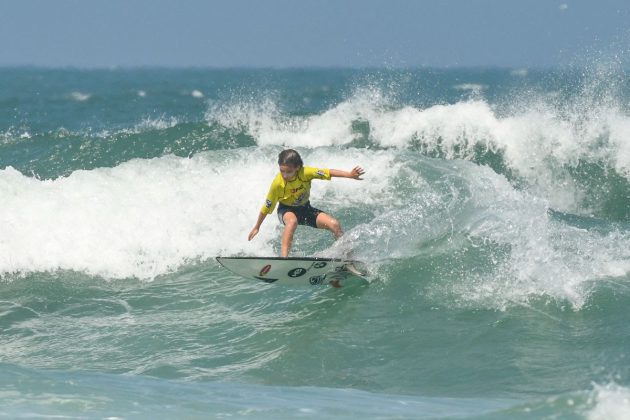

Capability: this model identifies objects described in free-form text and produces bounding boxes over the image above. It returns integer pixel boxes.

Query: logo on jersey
[265,199,272,208]
[317,170,325,177]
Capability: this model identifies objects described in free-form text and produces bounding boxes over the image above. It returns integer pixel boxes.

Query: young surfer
[248,149,365,257]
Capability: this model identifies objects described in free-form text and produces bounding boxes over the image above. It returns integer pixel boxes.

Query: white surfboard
[216,257,369,288]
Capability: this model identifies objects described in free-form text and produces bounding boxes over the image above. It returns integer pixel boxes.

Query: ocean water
[1,66,630,419]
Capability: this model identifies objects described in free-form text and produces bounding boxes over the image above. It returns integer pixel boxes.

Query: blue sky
[1,0,628,68]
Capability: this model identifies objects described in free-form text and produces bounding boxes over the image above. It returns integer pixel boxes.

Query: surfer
[247,149,365,257]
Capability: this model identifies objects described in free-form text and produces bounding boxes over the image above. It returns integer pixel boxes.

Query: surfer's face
[279,164,299,181]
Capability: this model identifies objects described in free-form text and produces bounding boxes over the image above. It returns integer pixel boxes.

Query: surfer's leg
[281,212,299,257]
[315,212,343,239]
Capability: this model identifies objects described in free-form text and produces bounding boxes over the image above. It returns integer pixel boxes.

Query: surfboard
[216,257,369,288]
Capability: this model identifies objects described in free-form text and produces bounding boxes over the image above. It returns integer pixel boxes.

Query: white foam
[135,116,179,131]
[441,163,630,309]
[588,383,630,420]
[1,128,28,144]
[326,156,630,310]
[0,148,394,280]
[453,84,487,94]
[2,146,627,309]
[205,87,630,216]
[90,116,180,139]
[70,91,91,102]
[336,160,453,261]
[206,88,389,148]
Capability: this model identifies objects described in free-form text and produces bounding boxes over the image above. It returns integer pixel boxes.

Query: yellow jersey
[260,166,331,214]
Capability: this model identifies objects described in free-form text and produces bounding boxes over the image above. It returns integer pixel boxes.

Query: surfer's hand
[350,166,365,180]
[248,227,259,241]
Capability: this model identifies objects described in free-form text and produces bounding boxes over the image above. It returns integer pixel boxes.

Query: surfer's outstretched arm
[329,166,365,180]
[248,212,267,241]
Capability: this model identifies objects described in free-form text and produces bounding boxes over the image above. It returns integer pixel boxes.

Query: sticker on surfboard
[216,256,368,288]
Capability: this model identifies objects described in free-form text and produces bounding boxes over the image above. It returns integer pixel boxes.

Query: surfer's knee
[318,214,342,238]
[332,224,343,239]
[283,213,298,229]
[330,218,342,235]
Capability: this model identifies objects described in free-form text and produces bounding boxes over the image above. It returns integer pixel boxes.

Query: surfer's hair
[278,149,303,168]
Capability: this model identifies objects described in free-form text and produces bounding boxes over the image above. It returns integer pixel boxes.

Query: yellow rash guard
[260,166,331,214]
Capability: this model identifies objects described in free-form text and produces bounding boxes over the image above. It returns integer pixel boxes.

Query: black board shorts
[277,202,323,228]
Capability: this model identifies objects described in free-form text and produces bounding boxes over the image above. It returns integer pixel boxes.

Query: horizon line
[0,64,607,72]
